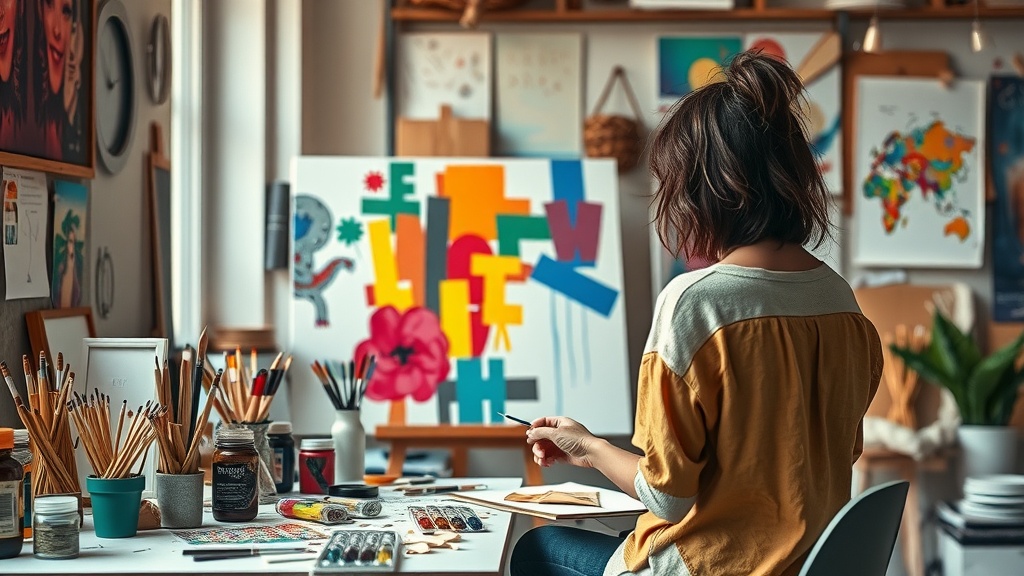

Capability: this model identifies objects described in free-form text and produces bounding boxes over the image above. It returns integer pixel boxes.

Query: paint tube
[275,498,351,525]
[322,496,383,518]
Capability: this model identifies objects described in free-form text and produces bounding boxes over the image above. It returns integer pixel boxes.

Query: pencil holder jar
[154,471,204,528]
[222,422,278,504]
[85,474,145,538]
[331,409,365,484]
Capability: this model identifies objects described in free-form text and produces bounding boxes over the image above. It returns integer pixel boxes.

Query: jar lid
[328,483,379,499]
[300,438,334,450]
[0,427,12,450]
[216,428,254,445]
[268,421,293,435]
[34,495,79,514]
[13,429,28,445]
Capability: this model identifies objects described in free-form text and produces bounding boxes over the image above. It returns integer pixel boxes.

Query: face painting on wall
[290,158,633,436]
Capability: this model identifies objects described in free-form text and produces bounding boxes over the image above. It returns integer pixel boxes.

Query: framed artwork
[146,123,173,345]
[78,337,168,497]
[25,306,96,378]
[0,0,95,178]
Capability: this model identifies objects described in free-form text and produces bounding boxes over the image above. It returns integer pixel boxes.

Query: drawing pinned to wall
[853,77,985,268]
[657,36,742,113]
[290,158,631,437]
[396,32,491,121]
[51,180,88,308]
[745,33,843,194]
[3,167,49,299]
[990,75,1024,321]
[495,33,583,158]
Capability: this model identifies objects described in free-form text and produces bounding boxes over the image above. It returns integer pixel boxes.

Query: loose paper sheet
[3,167,51,299]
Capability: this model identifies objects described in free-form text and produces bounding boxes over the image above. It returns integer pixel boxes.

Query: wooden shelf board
[392,6,1024,23]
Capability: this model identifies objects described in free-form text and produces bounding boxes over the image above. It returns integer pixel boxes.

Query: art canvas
[990,75,1024,321]
[495,33,582,158]
[396,32,491,121]
[745,33,843,194]
[657,36,742,113]
[853,77,985,268]
[51,179,87,308]
[289,157,631,436]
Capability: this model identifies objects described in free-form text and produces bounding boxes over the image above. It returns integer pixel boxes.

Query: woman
[36,0,72,160]
[511,52,883,576]
[0,0,26,150]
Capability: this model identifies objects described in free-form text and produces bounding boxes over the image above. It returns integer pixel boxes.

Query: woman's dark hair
[650,50,833,261]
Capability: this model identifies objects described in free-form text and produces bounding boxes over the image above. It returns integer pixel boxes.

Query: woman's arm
[526,416,641,499]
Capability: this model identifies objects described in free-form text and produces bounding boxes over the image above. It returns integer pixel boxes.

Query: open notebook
[450,481,647,520]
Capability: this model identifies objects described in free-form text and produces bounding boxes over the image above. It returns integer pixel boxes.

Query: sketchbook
[450,482,647,520]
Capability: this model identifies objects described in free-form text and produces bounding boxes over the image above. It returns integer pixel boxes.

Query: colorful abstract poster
[853,77,985,268]
[495,33,582,158]
[290,158,631,436]
[657,36,742,113]
[51,180,88,308]
[990,76,1024,321]
[745,33,843,194]
[396,32,491,121]
[3,168,50,300]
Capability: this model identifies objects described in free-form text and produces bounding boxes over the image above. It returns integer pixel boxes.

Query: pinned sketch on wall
[853,77,985,268]
[495,33,582,157]
[290,157,631,436]
[396,32,492,120]
[990,76,1024,321]
[745,33,843,194]
[51,180,88,308]
[657,36,742,113]
[3,167,50,299]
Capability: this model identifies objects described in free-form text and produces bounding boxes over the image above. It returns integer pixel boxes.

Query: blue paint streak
[581,307,591,384]
[454,358,506,424]
[531,255,619,317]
[550,160,585,225]
[565,297,576,387]
[550,292,563,416]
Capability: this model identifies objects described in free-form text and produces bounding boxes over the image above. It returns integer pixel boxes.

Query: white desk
[3,477,522,576]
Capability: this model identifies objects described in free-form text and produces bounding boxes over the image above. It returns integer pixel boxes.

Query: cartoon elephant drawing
[294,195,354,327]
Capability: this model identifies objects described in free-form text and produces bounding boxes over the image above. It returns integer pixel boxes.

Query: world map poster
[853,77,985,268]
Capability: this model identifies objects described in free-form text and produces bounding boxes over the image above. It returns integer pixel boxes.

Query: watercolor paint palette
[408,506,486,534]
[312,530,400,573]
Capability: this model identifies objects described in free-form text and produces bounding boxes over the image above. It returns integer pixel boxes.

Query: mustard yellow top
[607,264,882,576]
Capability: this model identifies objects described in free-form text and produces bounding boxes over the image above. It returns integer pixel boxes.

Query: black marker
[497,412,532,427]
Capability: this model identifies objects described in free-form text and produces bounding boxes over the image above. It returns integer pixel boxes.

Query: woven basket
[584,67,645,173]
[408,0,528,28]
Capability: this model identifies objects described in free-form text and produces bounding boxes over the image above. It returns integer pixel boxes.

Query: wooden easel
[375,424,544,487]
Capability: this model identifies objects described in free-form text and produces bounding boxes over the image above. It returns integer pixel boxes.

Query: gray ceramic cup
[154,472,205,529]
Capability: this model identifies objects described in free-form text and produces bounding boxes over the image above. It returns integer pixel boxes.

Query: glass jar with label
[212,428,259,522]
[0,427,24,559]
[11,429,31,539]
[298,438,335,494]
[268,421,295,494]
[33,495,79,559]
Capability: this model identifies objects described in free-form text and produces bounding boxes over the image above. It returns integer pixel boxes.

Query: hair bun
[725,51,805,125]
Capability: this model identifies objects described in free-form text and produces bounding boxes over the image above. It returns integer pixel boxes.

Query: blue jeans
[510,526,626,576]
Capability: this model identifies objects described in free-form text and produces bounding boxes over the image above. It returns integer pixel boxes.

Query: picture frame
[147,122,173,346]
[0,0,96,178]
[78,337,168,498]
[25,306,96,380]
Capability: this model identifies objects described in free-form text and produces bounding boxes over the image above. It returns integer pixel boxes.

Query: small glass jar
[298,438,335,494]
[0,427,24,560]
[11,429,32,539]
[268,421,295,494]
[212,428,259,522]
[32,495,79,560]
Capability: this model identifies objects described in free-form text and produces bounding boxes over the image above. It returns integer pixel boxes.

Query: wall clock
[146,15,171,105]
[95,0,137,175]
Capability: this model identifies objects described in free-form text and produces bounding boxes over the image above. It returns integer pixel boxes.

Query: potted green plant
[889,309,1024,479]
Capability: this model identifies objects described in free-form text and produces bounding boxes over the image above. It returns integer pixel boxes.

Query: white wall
[91,0,173,338]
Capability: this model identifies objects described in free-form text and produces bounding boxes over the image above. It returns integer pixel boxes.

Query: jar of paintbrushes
[311,355,376,485]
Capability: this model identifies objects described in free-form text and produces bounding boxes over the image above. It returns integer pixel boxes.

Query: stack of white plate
[960,475,1024,524]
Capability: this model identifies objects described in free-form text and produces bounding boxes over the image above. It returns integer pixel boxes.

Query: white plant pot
[958,425,1019,480]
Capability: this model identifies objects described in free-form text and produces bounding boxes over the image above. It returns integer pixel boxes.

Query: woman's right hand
[526,416,601,469]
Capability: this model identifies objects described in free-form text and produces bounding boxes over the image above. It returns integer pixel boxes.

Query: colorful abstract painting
[657,36,742,113]
[51,180,88,308]
[990,75,1024,321]
[290,158,631,436]
[745,33,843,194]
[853,77,985,268]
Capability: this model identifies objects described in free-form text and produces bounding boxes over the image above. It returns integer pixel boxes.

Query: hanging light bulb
[863,15,882,54]
[970,0,989,53]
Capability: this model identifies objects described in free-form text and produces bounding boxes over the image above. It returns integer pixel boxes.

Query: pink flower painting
[355,306,451,402]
